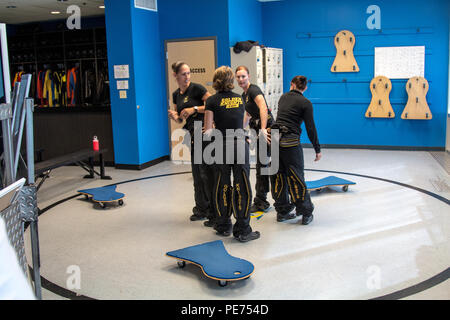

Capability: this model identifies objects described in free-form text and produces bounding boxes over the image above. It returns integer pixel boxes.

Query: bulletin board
[374,46,425,79]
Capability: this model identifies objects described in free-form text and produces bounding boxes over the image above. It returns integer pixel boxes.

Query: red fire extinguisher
[93,136,99,151]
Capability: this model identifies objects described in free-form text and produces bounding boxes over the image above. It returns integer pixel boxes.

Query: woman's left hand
[261,128,271,144]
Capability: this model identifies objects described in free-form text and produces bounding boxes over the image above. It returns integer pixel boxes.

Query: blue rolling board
[78,185,125,209]
[306,175,356,192]
[251,175,356,220]
[166,240,254,287]
[250,206,271,220]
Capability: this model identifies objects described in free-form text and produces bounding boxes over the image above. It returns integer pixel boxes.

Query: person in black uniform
[204,66,260,242]
[270,75,321,225]
[168,61,214,222]
[235,66,273,213]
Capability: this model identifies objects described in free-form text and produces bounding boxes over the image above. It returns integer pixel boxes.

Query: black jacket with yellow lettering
[205,91,245,136]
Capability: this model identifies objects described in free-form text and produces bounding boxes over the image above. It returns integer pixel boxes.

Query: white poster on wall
[117,80,129,90]
[114,65,130,79]
[374,46,425,79]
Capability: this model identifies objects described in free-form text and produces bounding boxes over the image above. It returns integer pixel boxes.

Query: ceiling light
[99,5,105,9]
[51,11,61,14]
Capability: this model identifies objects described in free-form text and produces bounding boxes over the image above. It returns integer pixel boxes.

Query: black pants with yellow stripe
[270,142,314,216]
[213,139,253,237]
[250,120,273,207]
[191,139,215,219]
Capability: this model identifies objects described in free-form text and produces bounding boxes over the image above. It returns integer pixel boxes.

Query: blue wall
[158,0,230,67]
[228,0,263,46]
[105,0,168,165]
[262,0,450,148]
[131,6,169,164]
[105,0,449,166]
[105,0,139,165]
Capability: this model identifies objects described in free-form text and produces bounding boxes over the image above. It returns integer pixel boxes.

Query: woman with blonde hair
[235,65,273,214]
[203,66,260,242]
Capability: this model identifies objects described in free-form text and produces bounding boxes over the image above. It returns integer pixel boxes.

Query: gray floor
[24,148,450,300]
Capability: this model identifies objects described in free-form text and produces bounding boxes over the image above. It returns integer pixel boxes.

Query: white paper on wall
[117,80,129,90]
[114,65,130,79]
[374,46,425,79]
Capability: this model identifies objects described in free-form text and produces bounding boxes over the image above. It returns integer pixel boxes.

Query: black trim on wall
[115,155,170,170]
[303,144,445,151]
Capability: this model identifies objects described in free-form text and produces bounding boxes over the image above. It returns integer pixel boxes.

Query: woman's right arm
[243,112,251,128]
[204,110,214,133]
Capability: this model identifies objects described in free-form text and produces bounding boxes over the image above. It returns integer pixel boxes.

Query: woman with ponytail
[168,61,214,223]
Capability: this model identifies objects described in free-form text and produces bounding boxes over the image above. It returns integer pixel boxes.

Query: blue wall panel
[106,0,169,165]
[228,0,263,46]
[105,0,139,164]
[158,0,230,67]
[262,0,449,148]
[131,6,170,164]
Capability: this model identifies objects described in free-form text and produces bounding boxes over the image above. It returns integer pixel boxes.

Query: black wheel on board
[342,185,349,192]
[118,199,124,206]
[84,195,89,200]
[218,280,227,287]
[99,202,106,209]
[316,188,322,192]
[177,261,186,268]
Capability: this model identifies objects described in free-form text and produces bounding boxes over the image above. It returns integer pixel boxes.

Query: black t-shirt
[205,91,245,136]
[275,90,320,153]
[172,82,207,132]
[242,84,273,128]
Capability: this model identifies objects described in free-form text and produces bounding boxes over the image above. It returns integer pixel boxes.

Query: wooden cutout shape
[365,76,395,118]
[401,76,432,120]
[331,30,359,72]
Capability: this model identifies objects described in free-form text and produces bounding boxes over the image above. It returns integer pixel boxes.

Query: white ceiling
[0,0,105,24]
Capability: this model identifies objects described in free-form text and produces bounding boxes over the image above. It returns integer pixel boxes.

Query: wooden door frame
[164,36,218,150]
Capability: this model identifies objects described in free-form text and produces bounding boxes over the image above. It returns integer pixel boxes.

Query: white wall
[0,23,11,103]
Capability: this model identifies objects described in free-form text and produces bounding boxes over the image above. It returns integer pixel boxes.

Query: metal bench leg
[30,221,42,299]
[99,153,112,180]
[83,156,95,179]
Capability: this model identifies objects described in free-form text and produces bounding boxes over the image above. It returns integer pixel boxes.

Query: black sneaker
[190,207,207,221]
[284,202,295,215]
[236,231,260,242]
[190,214,206,221]
[302,214,314,225]
[203,219,215,227]
[216,229,231,237]
[296,203,314,217]
[250,201,270,213]
[277,212,297,222]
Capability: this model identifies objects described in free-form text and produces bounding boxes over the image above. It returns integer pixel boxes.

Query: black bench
[35,148,112,191]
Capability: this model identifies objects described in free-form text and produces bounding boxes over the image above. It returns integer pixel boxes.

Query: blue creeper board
[78,185,125,208]
[251,176,356,220]
[306,175,356,191]
[166,240,254,287]
[251,206,271,220]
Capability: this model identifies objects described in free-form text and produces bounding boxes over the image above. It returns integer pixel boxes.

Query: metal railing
[0,74,41,299]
